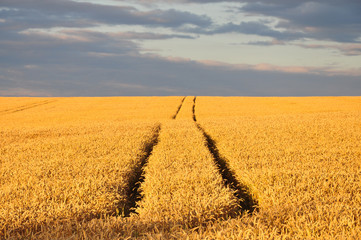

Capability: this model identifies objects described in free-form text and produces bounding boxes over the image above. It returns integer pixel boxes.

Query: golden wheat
[136,119,238,226]
[0,97,182,237]
[1,96,360,239]
[196,96,361,239]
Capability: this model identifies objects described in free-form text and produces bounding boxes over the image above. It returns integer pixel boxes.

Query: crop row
[0,98,55,113]
[0,97,184,238]
[2,96,360,239]
[136,119,239,227]
[195,97,361,239]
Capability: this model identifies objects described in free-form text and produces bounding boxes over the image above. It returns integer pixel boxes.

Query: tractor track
[122,124,161,217]
[192,96,257,214]
[0,99,57,115]
[172,97,186,119]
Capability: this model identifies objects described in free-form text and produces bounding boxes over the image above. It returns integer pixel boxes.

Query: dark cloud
[1,0,360,96]
[190,21,305,41]
[0,30,138,67]
[2,0,359,44]
[240,1,361,43]
[0,0,212,31]
[1,54,360,96]
[295,43,361,56]
[134,0,359,5]
[246,2,360,28]
[240,39,285,46]
[147,0,359,4]
[167,0,361,44]
[111,31,195,40]
[148,0,361,44]
[0,30,360,97]
[133,0,238,3]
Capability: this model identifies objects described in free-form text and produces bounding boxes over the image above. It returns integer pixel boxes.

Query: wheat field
[0,96,360,239]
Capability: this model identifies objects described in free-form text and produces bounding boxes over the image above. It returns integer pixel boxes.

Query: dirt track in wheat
[1,96,360,239]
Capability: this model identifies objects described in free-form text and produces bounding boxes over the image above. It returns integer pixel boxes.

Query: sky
[0,0,360,96]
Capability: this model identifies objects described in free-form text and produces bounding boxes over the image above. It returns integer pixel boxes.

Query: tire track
[172,97,186,119]
[192,96,197,122]
[122,124,161,217]
[192,97,258,214]
[0,99,57,115]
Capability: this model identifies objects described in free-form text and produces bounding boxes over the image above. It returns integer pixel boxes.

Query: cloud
[161,0,361,45]
[1,0,360,96]
[207,22,304,41]
[240,1,361,43]
[0,30,139,68]
[1,29,360,97]
[2,0,359,47]
[133,0,238,3]
[108,31,195,40]
[0,88,53,97]
[242,39,285,46]
[27,28,194,42]
[295,43,361,56]
[2,54,360,96]
[197,59,361,76]
[0,0,212,31]
[164,0,359,5]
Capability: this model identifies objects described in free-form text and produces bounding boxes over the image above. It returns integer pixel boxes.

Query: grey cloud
[0,30,139,68]
[111,32,195,40]
[181,21,305,41]
[242,39,285,46]
[296,43,361,56]
[1,0,360,96]
[171,0,361,44]
[0,8,95,32]
[241,1,361,43]
[133,0,239,3]
[0,28,195,72]
[0,0,212,31]
[163,0,361,44]
[2,54,360,97]
[134,0,358,4]
[0,30,360,97]
[212,22,304,41]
